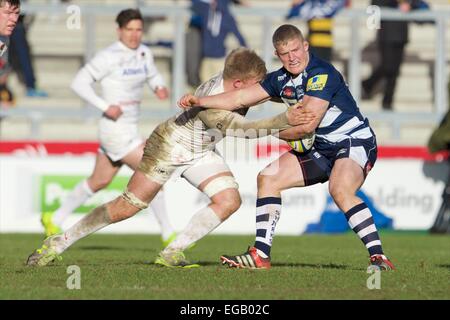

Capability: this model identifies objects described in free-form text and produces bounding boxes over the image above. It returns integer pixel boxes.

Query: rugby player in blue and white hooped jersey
[178,24,395,271]
[41,9,177,247]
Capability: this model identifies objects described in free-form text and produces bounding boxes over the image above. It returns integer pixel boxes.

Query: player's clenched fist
[155,86,169,100]
[104,105,123,121]
[178,94,200,109]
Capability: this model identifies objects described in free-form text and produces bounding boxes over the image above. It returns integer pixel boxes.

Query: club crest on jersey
[283,87,295,98]
[307,74,328,91]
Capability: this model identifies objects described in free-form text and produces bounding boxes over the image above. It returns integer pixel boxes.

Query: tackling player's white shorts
[139,138,231,188]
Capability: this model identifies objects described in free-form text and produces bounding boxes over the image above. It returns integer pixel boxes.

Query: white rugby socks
[52,179,94,226]
[150,190,175,241]
[163,206,221,253]
[56,204,112,253]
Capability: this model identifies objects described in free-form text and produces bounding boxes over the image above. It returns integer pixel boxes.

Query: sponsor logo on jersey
[277,73,287,81]
[122,68,145,76]
[306,74,328,91]
[336,148,348,156]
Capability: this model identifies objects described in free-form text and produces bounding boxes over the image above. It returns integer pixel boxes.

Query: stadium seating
[2,0,449,145]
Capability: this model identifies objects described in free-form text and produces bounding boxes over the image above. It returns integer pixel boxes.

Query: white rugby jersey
[71,41,166,124]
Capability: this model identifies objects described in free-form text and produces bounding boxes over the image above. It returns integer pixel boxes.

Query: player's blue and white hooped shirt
[260,52,374,151]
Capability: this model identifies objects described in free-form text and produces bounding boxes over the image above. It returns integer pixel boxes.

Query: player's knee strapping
[121,189,149,210]
[203,176,239,198]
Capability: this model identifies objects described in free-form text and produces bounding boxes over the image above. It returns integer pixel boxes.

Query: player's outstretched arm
[198,106,314,139]
[178,83,270,111]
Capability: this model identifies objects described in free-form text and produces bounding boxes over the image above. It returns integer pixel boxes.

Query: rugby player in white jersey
[40,9,176,247]
[27,47,310,267]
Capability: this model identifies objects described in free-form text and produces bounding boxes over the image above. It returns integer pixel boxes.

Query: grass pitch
[0,232,449,300]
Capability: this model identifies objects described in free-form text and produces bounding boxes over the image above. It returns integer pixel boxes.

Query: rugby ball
[287,132,315,153]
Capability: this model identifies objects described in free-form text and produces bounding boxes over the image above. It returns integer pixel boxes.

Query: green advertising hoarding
[40,175,129,213]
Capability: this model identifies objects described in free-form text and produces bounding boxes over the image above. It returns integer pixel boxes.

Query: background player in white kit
[41,8,176,247]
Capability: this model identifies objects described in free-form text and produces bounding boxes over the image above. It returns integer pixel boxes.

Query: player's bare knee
[257,172,278,192]
[230,192,242,212]
[88,177,112,192]
[257,172,266,187]
[214,190,241,216]
[329,184,346,206]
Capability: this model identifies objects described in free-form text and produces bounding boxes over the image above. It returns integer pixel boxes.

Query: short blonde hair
[272,24,305,48]
[223,48,267,82]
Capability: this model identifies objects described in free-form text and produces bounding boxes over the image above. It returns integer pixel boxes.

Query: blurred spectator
[0,35,14,107]
[0,0,20,118]
[286,0,347,62]
[185,0,204,89]
[0,0,20,37]
[9,2,48,97]
[428,110,450,233]
[192,0,247,83]
[361,0,428,111]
